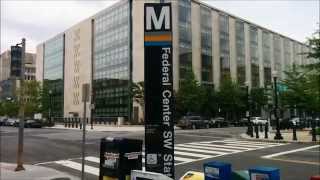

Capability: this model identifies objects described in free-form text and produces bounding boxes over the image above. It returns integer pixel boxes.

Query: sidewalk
[241,129,320,143]
[0,163,79,180]
[47,124,145,132]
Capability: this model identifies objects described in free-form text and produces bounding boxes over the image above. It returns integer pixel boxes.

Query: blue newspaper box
[249,167,280,180]
[204,161,231,180]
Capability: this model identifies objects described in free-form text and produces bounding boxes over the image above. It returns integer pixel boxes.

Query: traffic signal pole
[15,38,26,171]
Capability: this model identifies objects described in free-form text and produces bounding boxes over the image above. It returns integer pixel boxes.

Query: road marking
[221,139,281,145]
[262,145,320,158]
[267,157,320,166]
[189,143,252,150]
[85,156,100,163]
[177,144,239,153]
[55,160,99,176]
[220,140,281,146]
[173,151,211,158]
[224,143,264,148]
[174,156,196,162]
[174,147,226,155]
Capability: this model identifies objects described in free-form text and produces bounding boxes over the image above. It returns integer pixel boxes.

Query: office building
[36,0,315,122]
[0,50,36,100]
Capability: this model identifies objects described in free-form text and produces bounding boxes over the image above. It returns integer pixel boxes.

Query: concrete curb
[240,133,320,144]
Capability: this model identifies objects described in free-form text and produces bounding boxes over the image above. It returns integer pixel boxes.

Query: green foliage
[250,87,268,116]
[16,80,42,118]
[175,71,206,117]
[0,100,19,117]
[217,77,246,121]
[131,81,144,108]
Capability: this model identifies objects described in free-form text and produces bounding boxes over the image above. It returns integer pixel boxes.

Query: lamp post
[48,90,52,126]
[272,71,283,140]
[245,81,253,137]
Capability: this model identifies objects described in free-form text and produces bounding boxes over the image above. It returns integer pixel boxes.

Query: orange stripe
[145,34,172,42]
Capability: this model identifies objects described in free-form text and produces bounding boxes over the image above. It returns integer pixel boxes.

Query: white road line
[189,143,252,150]
[173,151,211,158]
[85,156,100,163]
[262,145,320,159]
[174,156,196,162]
[224,143,264,148]
[177,144,239,153]
[220,140,281,146]
[55,160,99,176]
[174,147,226,155]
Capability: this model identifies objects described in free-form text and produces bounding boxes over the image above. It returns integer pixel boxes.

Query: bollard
[86,118,89,124]
[264,123,269,139]
[255,125,259,139]
[312,121,317,142]
[80,118,82,129]
[64,118,67,128]
[248,122,254,138]
[292,123,297,141]
[68,118,71,128]
[91,118,93,130]
[75,118,78,128]
[260,124,263,132]
[72,118,75,128]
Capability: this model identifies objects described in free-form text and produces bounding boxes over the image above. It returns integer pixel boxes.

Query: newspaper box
[99,137,143,180]
[249,167,280,180]
[204,161,231,180]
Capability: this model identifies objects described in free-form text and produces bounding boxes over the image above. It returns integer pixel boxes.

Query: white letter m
[146,6,170,30]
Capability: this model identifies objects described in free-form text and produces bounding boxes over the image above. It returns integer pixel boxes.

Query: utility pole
[273,71,283,140]
[15,38,26,171]
[81,84,89,180]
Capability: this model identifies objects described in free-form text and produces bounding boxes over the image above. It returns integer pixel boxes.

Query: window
[219,14,230,82]
[235,20,245,85]
[250,26,259,87]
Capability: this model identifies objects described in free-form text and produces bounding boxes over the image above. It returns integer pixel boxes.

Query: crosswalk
[36,139,285,178]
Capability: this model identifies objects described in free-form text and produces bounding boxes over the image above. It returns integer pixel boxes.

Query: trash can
[203,161,231,180]
[249,166,280,180]
[99,137,143,180]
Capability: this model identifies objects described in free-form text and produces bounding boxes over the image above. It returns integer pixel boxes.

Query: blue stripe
[144,42,172,46]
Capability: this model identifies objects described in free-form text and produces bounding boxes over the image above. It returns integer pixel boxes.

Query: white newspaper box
[131,170,173,180]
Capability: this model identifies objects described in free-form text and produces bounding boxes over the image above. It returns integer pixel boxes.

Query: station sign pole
[144,3,174,179]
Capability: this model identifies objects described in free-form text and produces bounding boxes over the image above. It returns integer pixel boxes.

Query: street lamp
[272,71,283,140]
[49,90,52,125]
[245,81,253,137]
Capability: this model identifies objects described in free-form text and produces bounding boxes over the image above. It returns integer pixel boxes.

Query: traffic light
[265,85,273,106]
[10,45,23,77]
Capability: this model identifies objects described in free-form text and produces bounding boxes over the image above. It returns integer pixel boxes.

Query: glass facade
[44,35,64,117]
[219,13,230,82]
[235,20,245,85]
[200,6,213,85]
[250,26,259,87]
[93,0,130,118]
[179,0,192,81]
[262,31,271,85]
[273,34,282,76]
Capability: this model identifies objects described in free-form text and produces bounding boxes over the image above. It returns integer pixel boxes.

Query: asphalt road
[1,126,319,180]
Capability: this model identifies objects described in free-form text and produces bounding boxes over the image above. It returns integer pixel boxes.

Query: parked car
[24,119,43,128]
[239,118,249,126]
[210,117,228,128]
[251,117,267,125]
[5,118,19,126]
[0,117,8,126]
[177,116,210,129]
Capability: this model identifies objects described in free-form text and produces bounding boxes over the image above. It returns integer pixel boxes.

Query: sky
[1,0,319,54]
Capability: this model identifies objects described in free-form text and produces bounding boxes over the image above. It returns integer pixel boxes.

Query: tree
[175,71,204,117]
[217,77,246,122]
[250,87,268,116]
[16,80,42,118]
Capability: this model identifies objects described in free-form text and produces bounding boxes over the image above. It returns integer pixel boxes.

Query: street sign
[144,3,174,178]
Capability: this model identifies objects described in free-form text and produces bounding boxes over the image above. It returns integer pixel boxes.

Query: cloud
[1,0,117,53]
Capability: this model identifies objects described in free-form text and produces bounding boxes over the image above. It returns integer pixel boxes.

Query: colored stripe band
[144,42,172,46]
